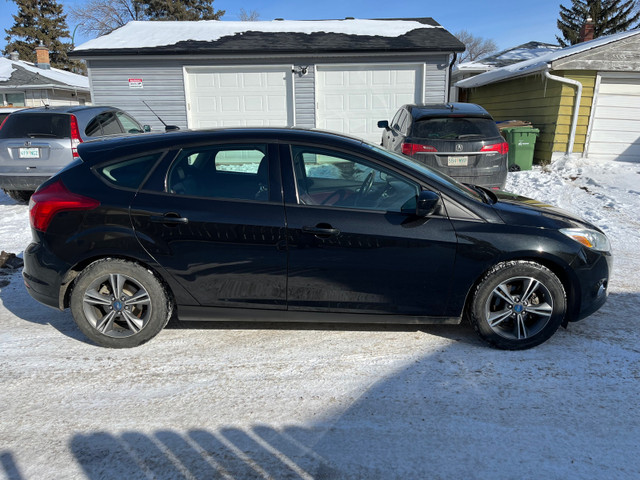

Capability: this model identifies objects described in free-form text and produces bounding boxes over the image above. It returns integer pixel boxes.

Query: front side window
[116,112,143,133]
[167,144,269,201]
[292,146,419,212]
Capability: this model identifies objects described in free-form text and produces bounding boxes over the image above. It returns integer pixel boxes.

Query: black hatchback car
[23,128,611,350]
[379,103,508,189]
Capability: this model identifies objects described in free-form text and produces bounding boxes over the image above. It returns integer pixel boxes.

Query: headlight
[560,228,611,252]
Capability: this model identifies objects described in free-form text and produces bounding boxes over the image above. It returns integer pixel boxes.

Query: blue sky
[1,0,564,54]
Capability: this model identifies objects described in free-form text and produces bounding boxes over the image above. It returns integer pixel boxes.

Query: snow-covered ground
[1,156,639,479]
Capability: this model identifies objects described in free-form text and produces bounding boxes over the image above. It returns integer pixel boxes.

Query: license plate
[19,147,40,159]
[447,156,468,166]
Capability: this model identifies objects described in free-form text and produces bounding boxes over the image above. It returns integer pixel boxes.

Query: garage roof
[71,18,465,57]
[456,29,640,88]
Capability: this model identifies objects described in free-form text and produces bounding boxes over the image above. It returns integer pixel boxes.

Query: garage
[316,64,423,143]
[587,73,640,162]
[72,18,464,134]
[185,66,294,128]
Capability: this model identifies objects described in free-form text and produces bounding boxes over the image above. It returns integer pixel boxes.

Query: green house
[456,30,640,164]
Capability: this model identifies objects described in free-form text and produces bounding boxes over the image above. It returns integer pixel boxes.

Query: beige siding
[464,70,596,164]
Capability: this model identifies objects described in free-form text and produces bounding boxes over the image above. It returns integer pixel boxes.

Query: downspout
[544,68,582,155]
[447,53,457,102]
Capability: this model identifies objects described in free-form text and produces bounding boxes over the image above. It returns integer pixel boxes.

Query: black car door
[281,143,458,316]
[130,143,287,309]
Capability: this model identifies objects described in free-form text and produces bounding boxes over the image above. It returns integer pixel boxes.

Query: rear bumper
[0,174,50,191]
[413,154,508,189]
[23,241,71,310]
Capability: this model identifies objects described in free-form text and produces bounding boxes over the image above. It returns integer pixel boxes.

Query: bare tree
[238,8,259,21]
[68,0,145,38]
[455,30,499,63]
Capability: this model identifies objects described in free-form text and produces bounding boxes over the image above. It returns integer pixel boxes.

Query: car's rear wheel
[3,189,33,204]
[468,261,566,350]
[70,259,172,348]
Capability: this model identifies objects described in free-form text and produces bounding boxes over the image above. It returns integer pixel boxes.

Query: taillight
[481,142,509,155]
[0,115,8,131]
[29,180,100,232]
[70,114,82,158]
[401,143,438,156]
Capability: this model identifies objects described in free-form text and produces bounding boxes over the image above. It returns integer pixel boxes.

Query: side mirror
[377,120,389,130]
[143,125,151,132]
[401,191,440,217]
[165,125,180,132]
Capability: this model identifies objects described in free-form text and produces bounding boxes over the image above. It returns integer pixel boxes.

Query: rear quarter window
[412,117,500,140]
[0,113,71,139]
[96,153,161,189]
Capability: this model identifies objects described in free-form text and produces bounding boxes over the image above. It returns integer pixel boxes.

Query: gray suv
[0,106,149,202]
[379,103,508,189]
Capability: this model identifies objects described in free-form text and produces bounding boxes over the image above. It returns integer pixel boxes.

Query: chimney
[579,17,595,43]
[9,51,19,61]
[35,44,51,69]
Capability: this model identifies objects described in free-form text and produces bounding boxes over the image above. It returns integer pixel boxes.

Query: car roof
[9,105,121,116]
[406,103,493,120]
[77,127,368,161]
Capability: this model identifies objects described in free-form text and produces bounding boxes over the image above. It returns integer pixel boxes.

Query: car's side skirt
[177,306,462,325]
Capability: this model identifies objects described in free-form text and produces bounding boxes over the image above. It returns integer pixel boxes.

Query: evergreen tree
[557,0,640,46]
[133,0,224,21]
[4,0,77,71]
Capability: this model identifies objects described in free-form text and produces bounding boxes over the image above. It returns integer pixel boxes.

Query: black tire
[468,261,566,350]
[3,189,33,204]
[70,259,172,348]
[508,164,521,172]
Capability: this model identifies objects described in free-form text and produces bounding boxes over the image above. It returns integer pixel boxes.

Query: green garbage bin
[502,127,540,171]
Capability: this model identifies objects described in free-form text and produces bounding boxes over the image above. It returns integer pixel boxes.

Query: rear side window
[85,112,126,137]
[97,154,161,189]
[412,117,500,140]
[167,144,269,201]
[0,113,70,139]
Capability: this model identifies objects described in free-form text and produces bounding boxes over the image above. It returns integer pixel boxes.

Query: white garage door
[587,74,640,162]
[316,64,423,143]
[185,66,293,128]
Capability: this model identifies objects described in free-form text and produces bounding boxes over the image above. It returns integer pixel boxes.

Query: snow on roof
[457,29,640,88]
[74,19,435,51]
[0,57,89,89]
[0,59,15,81]
[456,42,561,73]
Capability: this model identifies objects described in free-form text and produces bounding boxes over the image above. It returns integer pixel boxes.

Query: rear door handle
[150,213,189,225]
[302,225,340,237]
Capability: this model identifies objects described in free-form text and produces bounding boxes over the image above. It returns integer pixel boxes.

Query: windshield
[363,142,483,202]
[412,117,500,140]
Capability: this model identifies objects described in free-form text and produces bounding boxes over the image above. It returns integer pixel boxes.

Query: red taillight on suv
[480,142,509,155]
[401,143,438,156]
[0,115,8,132]
[29,181,100,232]
[70,114,82,158]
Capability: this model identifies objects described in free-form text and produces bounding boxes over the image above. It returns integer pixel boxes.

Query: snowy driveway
[1,157,640,479]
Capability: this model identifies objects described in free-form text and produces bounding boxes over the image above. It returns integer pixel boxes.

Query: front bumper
[570,249,612,322]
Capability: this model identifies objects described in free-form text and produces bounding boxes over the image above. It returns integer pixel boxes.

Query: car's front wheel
[468,261,567,350]
[70,259,172,348]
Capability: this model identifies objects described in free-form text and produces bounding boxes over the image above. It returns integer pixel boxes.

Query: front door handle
[302,225,340,237]
[150,213,189,225]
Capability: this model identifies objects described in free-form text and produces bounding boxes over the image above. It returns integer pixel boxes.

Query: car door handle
[150,213,189,225]
[302,225,340,237]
